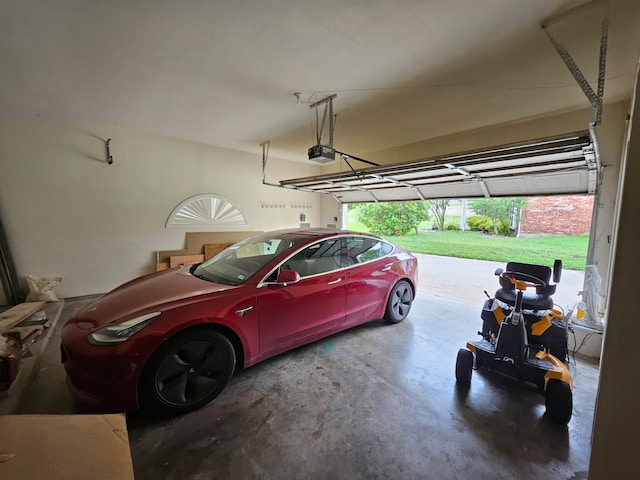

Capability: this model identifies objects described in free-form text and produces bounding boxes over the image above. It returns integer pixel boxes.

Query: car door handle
[327,278,343,285]
[382,263,394,271]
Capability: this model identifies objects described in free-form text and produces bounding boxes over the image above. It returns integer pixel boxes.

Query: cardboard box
[0,414,135,480]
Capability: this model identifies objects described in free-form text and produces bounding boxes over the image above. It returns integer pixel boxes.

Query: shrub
[467,215,493,233]
[470,197,525,235]
[444,222,460,231]
[496,220,512,236]
[466,216,483,230]
[358,201,430,236]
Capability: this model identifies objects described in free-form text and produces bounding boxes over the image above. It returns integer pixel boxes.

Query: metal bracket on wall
[542,0,609,125]
[106,138,113,164]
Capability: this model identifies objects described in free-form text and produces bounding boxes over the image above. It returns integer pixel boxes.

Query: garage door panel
[416,182,488,200]
[486,172,589,196]
[280,131,597,203]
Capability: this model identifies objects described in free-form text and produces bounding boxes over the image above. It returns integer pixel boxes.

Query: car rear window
[346,236,393,264]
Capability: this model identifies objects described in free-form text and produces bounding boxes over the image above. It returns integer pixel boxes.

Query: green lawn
[347,219,589,271]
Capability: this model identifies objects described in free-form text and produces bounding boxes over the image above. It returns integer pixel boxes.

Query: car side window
[282,238,342,277]
[346,236,393,265]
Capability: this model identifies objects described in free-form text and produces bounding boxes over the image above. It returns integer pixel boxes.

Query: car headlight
[87,312,161,345]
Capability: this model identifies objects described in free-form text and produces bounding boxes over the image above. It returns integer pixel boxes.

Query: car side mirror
[277,269,301,285]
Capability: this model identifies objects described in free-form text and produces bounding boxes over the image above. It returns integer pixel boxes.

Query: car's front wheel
[384,280,414,324]
[139,328,236,415]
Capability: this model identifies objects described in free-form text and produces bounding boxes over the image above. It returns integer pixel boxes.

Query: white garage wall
[0,102,630,304]
[0,117,322,300]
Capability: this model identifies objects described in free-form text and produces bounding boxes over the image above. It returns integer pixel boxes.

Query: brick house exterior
[520,195,594,235]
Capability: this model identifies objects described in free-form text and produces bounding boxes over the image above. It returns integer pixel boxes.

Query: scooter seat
[495,261,558,310]
[495,288,554,310]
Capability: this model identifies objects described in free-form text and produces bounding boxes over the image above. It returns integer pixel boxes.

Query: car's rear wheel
[384,280,413,324]
[139,328,236,415]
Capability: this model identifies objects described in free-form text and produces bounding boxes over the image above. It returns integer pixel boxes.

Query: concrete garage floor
[3,254,598,480]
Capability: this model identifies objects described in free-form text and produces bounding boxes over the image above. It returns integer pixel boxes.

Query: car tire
[545,379,573,424]
[456,348,473,386]
[139,328,236,415]
[384,280,413,324]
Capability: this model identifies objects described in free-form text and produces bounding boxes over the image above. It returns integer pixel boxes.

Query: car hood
[70,267,238,330]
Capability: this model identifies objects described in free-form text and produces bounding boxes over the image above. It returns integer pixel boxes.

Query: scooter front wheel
[545,379,573,424]
[455,348,474,386]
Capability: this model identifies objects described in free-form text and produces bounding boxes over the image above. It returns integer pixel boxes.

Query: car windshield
[191,232,308,285]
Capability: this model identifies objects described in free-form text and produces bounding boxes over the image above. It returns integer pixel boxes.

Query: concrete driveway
[415,253,586,313]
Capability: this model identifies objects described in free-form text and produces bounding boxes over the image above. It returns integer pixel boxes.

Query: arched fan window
[166,194,248,228]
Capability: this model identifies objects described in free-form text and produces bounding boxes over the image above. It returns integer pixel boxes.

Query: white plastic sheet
[25,275,61,302]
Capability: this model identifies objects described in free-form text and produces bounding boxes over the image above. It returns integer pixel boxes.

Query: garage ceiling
[1,0,639,164]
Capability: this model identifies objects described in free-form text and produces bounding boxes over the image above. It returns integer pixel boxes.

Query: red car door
[256,238,346,358]
[343,236,397,327]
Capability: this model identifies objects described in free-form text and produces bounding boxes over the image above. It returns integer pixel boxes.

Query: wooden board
[156,262,170,272]
[16,312,50,328]
[157,231,261,263]
[185,231,261,251]
[169,254,204,268]
[204,243,232,260]
[0,303,45,335]
[9,325,45,346]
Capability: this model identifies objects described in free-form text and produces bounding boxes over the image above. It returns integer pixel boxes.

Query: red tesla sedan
[61,229,417,414]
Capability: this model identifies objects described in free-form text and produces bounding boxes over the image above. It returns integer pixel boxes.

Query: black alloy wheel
[384,280,414,324]
[140,329,236,414]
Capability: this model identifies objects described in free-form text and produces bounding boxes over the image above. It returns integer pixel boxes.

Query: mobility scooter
[456,260,573,424]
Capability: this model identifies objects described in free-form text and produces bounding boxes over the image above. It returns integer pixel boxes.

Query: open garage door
[279,131,598,203]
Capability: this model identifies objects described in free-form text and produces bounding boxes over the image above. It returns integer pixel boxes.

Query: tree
[430,199,450,231]
[470,197,526,235]
[358,201,430,236]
